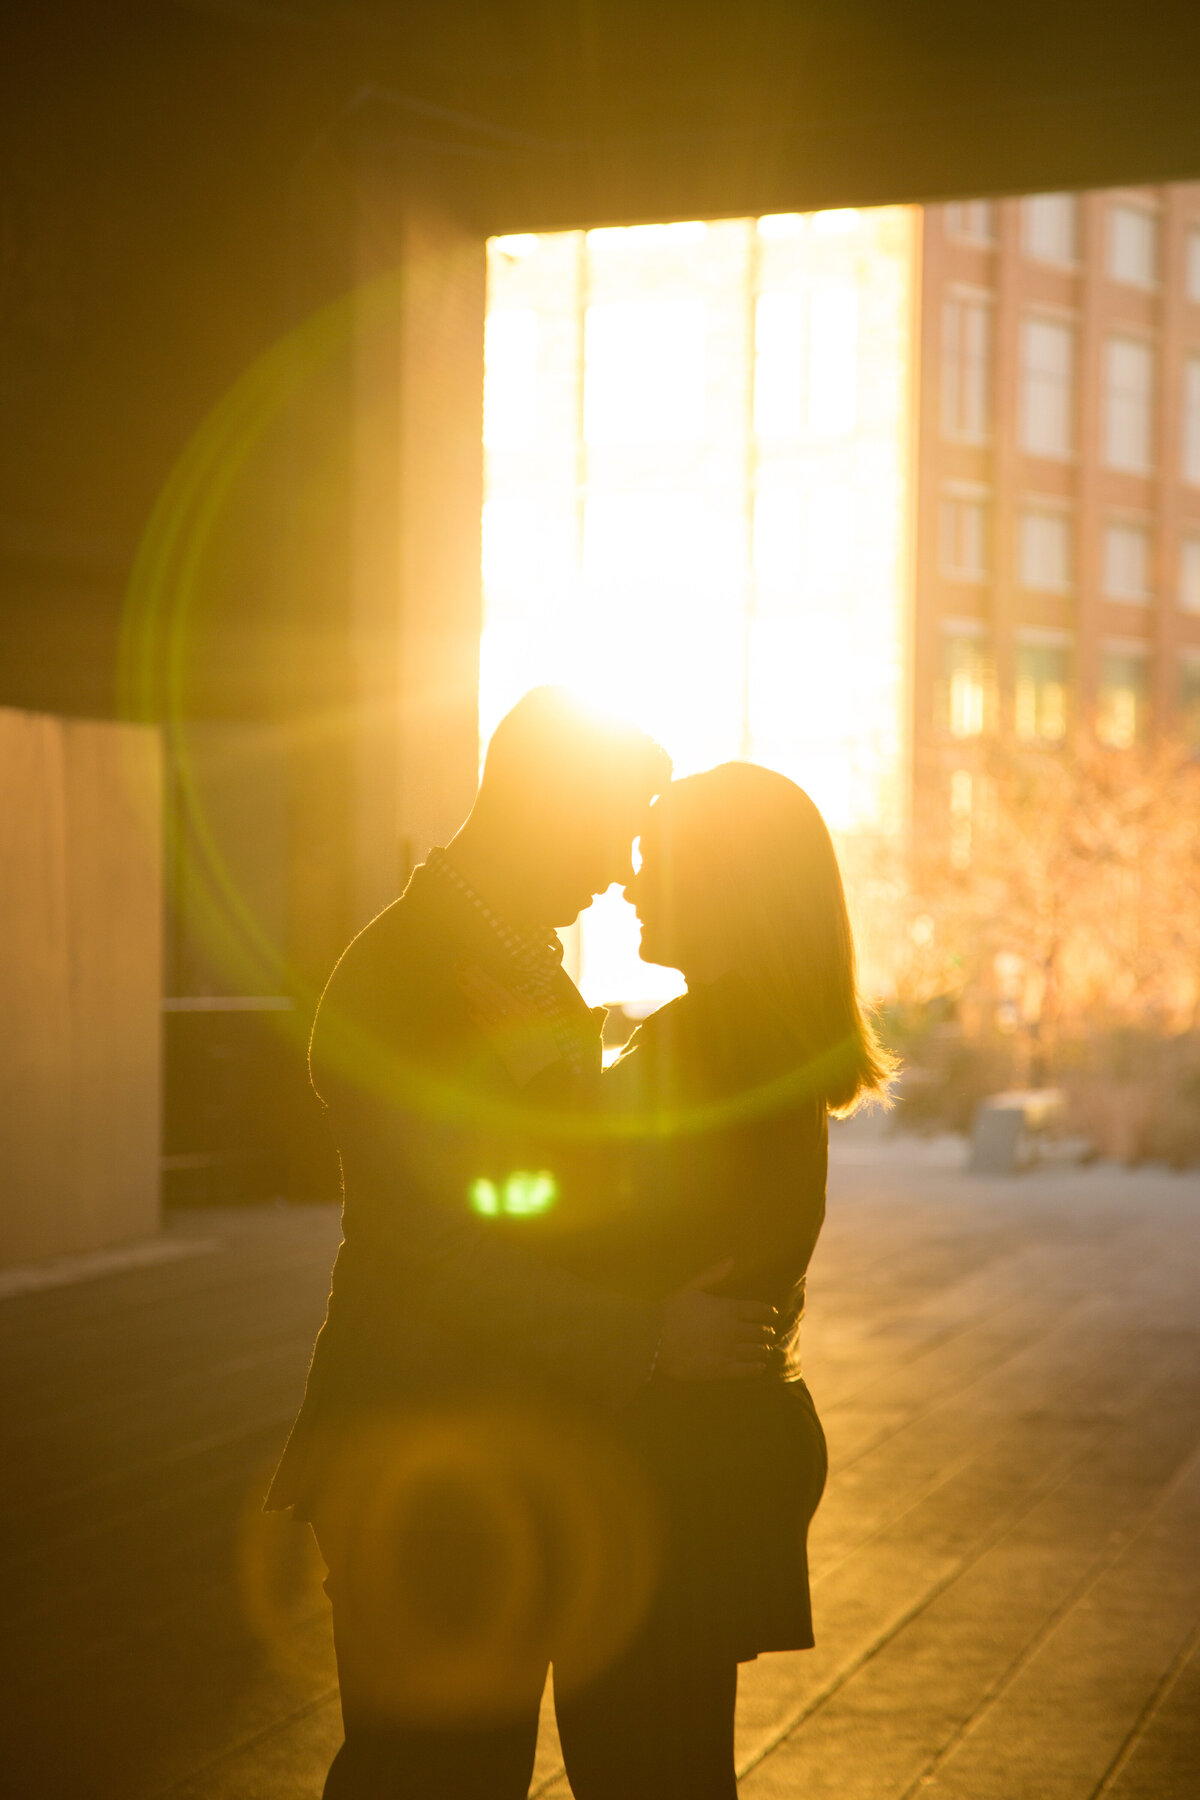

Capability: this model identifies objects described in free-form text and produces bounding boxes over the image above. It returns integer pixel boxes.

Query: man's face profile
[472,687,669,927]
[536,803,646,929]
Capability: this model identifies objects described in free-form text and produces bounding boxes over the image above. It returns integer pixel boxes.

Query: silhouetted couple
[267,687,892,1797]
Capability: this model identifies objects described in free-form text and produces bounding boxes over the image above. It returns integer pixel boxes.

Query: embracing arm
[315,926,774,1406]
[330,1077,664,1409]
[327,1071,774,1404]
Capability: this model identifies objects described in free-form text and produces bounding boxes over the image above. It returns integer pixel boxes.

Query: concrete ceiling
[156,0,1200,228]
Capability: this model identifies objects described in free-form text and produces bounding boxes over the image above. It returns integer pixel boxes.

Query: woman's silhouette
[550,761,896,1798]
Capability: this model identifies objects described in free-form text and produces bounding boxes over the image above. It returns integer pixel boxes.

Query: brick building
[915,186,1200,845]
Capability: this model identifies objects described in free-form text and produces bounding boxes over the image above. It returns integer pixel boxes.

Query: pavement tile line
[529,1767,570,1797]
[733,1349,1197,1785]
[521,1291,1070,1798]
[11,1177,1198,1799]
[520,1339,1184,1800]
[8,1463,309,1645]
[0,1408,297,1540]
[2,1335,309,1457]
[825,1292,1100,1481]
[526,1258,1181,1797]
[809,1293,1127,1586]
[1089,1615,1200,1800]
[146,1683,342,1800]
[887,1436,1200,1800]
[0,1236,221,1300]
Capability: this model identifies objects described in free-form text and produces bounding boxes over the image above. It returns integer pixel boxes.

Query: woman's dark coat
[570,973,830,1660]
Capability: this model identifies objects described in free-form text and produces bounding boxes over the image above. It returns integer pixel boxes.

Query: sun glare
[483,210,916,1008]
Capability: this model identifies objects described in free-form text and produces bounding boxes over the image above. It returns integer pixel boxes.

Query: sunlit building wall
[917,183,1200,832]
[483,211,918,1007]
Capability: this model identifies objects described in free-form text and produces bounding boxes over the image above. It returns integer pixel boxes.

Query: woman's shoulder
[624,993,690,1042]
[619,992,703,1057]
[601,995,695,1110]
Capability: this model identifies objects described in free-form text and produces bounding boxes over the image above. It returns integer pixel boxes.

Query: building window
[942,297,991,441]
[1019,317,1074,458]
[1104,337,1155,472]
[754,294,804,439]
[484,213,917,999]
[1182,656,1200,747]
[1103,521,1152,601]
[584,299,707,444]
[940,492,990,580]
[583,491,720,596]
[1097,649,1149,747]
[1018,508,1073,591]
[808,286,859,435]
[1183,358,1200,485]
[753,288,858,440]
[939,628,988,737]
[1107,203,1158,289]
[483,310,539,449]
[1180,536,1200,613]
[949,769,973,869]
[1015,638,1070,742]
[1021,194,1077,265]
[945,201,996,245]
[753,484,855,593]
[1187,228,1200,304]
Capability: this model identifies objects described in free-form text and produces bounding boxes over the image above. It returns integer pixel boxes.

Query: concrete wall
[0,708,162,1265]
[373,193,486,894]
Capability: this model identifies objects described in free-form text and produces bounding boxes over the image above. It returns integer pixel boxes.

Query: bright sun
[482,210,916,1009]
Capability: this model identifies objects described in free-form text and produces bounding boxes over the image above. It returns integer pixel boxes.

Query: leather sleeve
[313,939,662,1411]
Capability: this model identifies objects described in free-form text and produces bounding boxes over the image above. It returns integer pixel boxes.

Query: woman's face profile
[625,790,731,982]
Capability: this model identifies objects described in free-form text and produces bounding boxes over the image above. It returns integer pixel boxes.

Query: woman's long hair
[662,764,896,1115]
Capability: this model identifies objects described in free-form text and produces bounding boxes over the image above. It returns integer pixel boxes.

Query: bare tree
[849,739,1200,1086]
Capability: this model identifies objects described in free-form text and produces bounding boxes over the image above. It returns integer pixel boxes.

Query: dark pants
[315,1519,739,1799]
[322,1688,540,1800]
[556,1634,738,1800]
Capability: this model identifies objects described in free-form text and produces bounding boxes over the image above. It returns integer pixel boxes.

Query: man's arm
[329,1080,773,1409]
[334,1075,658,1406]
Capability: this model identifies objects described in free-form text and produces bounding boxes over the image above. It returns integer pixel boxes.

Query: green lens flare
[470,1172,559,1217]
[501,1171,558,1215]
[469,1178,501,1216]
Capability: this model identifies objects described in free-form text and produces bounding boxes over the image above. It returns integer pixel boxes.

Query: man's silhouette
[267,688,774,1798]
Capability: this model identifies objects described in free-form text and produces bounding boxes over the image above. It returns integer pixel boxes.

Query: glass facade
[483,211,917,1004]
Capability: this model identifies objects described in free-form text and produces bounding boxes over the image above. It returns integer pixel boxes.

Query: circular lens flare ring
[296,1403,661,1724]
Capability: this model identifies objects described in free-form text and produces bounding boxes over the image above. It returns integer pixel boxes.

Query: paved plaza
[4,1137,1200,1799]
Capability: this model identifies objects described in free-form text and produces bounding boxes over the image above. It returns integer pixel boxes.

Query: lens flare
[116,267,412,1021]
[468,1171,559,1216]
[285,1403,661,1723]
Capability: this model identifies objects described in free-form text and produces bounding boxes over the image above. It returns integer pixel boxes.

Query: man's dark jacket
[266,861,661,1519]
